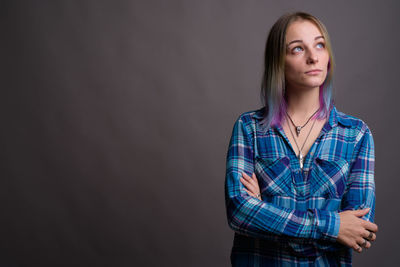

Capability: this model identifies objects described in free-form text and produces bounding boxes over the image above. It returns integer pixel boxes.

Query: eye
[316,42,325,49]
[292,46,303,53]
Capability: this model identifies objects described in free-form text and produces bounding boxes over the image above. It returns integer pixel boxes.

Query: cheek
[284,65,294,82]
[285,62,305,84]
[321,53,330,70]
[285,67,301,85]
[285,60,302,76]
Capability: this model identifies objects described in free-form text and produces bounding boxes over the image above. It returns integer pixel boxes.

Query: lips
[305,69,322,74]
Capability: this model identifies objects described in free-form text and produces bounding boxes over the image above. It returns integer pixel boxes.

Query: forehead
[285,20,323,42]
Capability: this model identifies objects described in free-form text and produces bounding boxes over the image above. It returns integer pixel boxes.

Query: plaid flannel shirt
[225,105,375,266]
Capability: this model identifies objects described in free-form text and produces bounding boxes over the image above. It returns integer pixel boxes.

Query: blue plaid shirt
[225,105,375,266]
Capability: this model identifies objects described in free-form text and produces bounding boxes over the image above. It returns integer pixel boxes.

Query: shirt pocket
[254,156,294,197]
[309,157,349,198]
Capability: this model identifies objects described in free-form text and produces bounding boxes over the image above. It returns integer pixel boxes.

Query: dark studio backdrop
[0,0,398,266]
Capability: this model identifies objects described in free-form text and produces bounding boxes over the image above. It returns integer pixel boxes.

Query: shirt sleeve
[225,116,340,242]
[340,125,375,221]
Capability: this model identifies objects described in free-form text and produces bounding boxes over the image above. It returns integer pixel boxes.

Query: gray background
[0,0,398,266]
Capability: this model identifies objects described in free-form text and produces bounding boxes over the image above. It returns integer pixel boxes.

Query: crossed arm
[225,117,377,254]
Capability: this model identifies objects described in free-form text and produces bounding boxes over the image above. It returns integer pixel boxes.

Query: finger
[241,173,255,187]
[357,238,370,249]
[242,172,252,181]
[249,175,260,189]
[243,188,261,200]
[241,173,261,200]
[353,208,370,217]
[353,243,362,253]
[362,230,370,240]
[363,230,376,241]
[247,189,261,200]
[240,177,257,193]
[244,172,257,185]
[252,173,258,182]
[244,188,255,198]
[370,232,376,241]
[240,177,251,188]
[362,221,378,233]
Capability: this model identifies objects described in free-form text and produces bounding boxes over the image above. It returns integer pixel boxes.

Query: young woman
[225,12,378,266]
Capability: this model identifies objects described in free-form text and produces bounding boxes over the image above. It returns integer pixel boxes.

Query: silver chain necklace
[286,109,319,136]
[286,115,317,169]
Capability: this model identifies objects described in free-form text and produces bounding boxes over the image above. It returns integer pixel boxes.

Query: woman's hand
[240,172,262,200]
[337,208,378,253]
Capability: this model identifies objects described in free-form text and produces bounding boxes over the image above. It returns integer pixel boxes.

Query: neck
[286,86,321,121]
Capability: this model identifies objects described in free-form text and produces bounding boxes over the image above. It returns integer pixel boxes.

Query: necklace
[286,109,319,136]
[286,115,317,169]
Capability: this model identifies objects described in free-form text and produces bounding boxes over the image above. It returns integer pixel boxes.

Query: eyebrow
[286,36,325,47]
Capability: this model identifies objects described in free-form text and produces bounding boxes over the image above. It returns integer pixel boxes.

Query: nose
[306,50,318,64]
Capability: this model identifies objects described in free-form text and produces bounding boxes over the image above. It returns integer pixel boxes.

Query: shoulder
[231,107,265,137]
[335,108,373,142]
[235,107,265,124]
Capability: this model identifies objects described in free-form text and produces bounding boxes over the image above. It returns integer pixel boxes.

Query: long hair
[260,12,334,129]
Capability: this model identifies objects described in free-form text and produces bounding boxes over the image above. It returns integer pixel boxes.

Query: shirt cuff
[315,209,340,242]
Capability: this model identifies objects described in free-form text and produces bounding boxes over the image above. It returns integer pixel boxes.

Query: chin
[302,78,325,88]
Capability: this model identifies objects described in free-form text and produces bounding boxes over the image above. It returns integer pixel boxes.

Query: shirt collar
[328,105,353,128]
[252,105,352,132]
[252,107,265,120]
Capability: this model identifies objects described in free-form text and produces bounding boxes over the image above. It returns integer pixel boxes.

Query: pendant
[299,153,304,169]
[296,126,301,136]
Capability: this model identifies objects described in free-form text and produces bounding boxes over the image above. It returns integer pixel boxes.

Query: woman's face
[284,19,329,91]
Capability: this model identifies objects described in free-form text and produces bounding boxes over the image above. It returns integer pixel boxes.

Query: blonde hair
[261,12,335,129]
